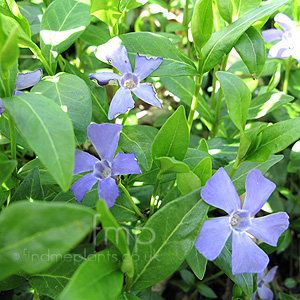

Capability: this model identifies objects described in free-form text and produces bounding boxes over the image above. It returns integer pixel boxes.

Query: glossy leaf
[130,189,208,290]
[157,157,190,178]
[31,72,92,145]
[0,160,17,186]
[177,171,201,195]
[59,250,123,300]
[193,157,212,186]
[4,93,75,191]
[0,201,95,281]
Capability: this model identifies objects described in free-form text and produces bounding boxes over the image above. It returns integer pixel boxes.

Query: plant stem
[228,158,240,178]
[149,178,161,216]
[201,270,224,283]
[187,59,203,130]
[210,65,219,108]
[119,183,147,221]
[122,111,129,125]
[7,112,16,161]
[283,56,292,94]
[30,44,53,75]
[183,0,192,59]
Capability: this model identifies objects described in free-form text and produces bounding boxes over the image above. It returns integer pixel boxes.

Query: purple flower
[0,69,43,116]
[195,168,289,275]
[262,13,300,62]
[70,123,142,208]
[252,266,278,300]
[90,42,163,120]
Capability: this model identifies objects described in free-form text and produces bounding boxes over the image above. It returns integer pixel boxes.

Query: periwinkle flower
[70,123,142,208]
[252,266,278,300]
[90,42,163,120]
[262,13,300,62]
[0,69,43,116]
[195,168,289,275]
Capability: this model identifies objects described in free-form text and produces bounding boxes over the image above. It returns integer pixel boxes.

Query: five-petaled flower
[90,42,163,120]
[195,168,289,275]
[0,69,43,116]
[252,266,278,300]
[262,13,300,62]
[70,123,142,208]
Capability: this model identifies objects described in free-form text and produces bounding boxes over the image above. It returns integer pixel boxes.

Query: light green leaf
[116,293,141,300]
[216,0,233,23]
[0,201,95,281]
[157,157,190,178]
[0,160,17,186]
[4,93,75,191]
[193,157,212,185]
[177,171,201,195]
[232,0,261,19]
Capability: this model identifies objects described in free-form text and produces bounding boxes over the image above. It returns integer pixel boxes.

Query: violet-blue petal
[98,177,120,208]
[264,266,278,283]
[89,72,121,87]
[268,41,291,59]
[132,83,162,108]
[262,29,283,42]
[232,231,269,275]
[257,285,273,300]
[274,13,297,32]
[73,149,99,175]
[87,123,122,162]
[251,291,257,300]
[108,87,135,120]
[13,90,24,96]
[243,169,276,216]
[96,43,132,75]
[70,173,98,202]
[247,212,289,246]
[195,216,232,261]
[15,69,43,91]
[0,99,5,116]
[200,167,241,214]
[111,152,142,176]
[134,53,163,81]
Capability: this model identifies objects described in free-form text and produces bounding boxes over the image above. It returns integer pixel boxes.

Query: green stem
[283,56,292,94]
[7,112,16,162]
[201,270,224,284]
[228,158,240,178]
[150,178,161,216]
[183,0,192,59]
[210,65,219,108]
[30,44,53,75]
[122,111,129,125]
[187,59,203,130]
[119,183,147,221]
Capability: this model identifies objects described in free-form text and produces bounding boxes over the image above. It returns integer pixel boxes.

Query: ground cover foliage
[0,0,299,299]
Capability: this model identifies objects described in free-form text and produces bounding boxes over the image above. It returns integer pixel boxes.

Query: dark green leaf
[186,246,207,280]
[116,293,141,300]
[196,283,217,298]
[279,292,298,300]
[193,157,212,186]
[0,160,17,186]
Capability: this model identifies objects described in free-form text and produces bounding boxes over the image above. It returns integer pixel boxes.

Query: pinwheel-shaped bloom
[262,13,300,62]
[70,123,142,208]
[90,42,163,120]
[195,168,289,275]
[0,69,43,116]
[252,266,278,300]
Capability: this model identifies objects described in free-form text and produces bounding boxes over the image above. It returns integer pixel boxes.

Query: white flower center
[230,210,251,232]
[93,160,111,179]
[124,79,136,89]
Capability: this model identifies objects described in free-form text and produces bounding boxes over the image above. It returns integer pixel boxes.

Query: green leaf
[0,275,26,291]
[28,254,83,299]
[186,246,207,280]
[232,0,261,19]
[4,93,75,191]
[198,138,209,153]
[246,118,300,162]
[152,106,189,165]
[157,157,190,178]
[193,157,212,186]
[215,0,233,23]
[80,23,110,46]
[177,171,201,195]
[11,168,44,202]
[216,71,251,131]
[196,283,217,298]
[130,189,208,291]
[201,0,290,72]
[119,125,157,171]
[0,160,17,186]
[214,238,254,299]
[115,33,198,77]
[191,0,213,54]
[31,72,92,145]
[116,293,141,300]
[279,292,298,300]
[248,92,293,120]
[120,0,148,10]
[40,0,91,73]
[235,26,265,79]
[0,201,95,281]
[59,250,123,300]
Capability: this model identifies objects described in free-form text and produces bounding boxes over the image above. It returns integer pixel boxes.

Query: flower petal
[87,123,122,162]
[232,231,269,275]
[247,212,289,246]
[111,152,142,176]
[98,177,120,208]
[268,41,291,59]
[132,83,162,107]
[70,173,98,202]
[73,149,99,175]
[200,167,241,214]
[195,216,232,261]
[243,169,276,216]
[96,42,132,75]
[251,291,257,300]
[264,266,278,283]
[108,87,135,120]
[262,29,283,42]
[0,99,5,116]
[89,72,121,87]
[274,13,297,32]
[15,69,43,91]
[257,285,273,300]
[134,53,163,81]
